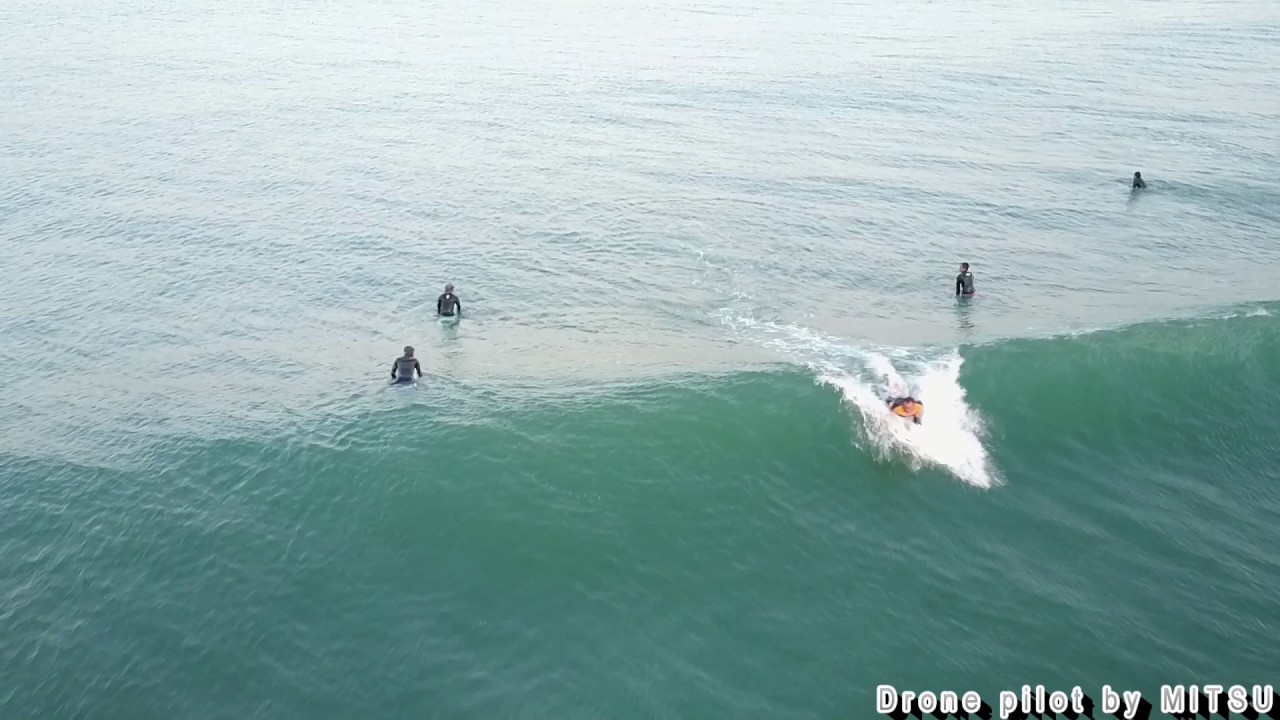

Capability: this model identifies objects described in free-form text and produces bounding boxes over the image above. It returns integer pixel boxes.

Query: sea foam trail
[719,313,997,488]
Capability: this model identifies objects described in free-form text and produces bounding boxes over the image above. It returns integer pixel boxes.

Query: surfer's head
[960,262,970,272]
[403,346,415,356]
[444,283,454,293]
[1134,171,1142,179]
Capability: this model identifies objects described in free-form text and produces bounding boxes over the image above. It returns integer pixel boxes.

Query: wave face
[4,310,1279,719]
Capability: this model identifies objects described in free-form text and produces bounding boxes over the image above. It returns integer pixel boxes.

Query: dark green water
[4,310,1279,718]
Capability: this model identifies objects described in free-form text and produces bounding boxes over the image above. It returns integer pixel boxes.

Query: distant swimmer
[1132,171,1147,190]
[955,262,976,298]
[887,396,924,425]
[437,284,462,317]
[391,346,423,383]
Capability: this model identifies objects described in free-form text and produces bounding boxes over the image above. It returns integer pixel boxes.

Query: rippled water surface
[2,0,1278,717]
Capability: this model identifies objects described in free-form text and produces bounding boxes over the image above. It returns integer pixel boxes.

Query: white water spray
[720,312,997,488]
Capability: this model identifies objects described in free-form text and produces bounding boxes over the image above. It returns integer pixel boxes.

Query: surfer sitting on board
[437,284,462,317]
[887,397,924,425]
[391,346,423,383]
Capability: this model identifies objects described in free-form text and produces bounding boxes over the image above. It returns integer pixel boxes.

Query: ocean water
[2,0,1279,717]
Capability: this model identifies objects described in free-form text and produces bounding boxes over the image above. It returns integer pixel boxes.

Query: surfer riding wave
[879,375,924,424]
[887,396,924,424]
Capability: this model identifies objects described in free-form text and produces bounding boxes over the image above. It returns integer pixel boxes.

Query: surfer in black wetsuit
[887,396,924,424]
[437,284,462,317]
[1132,171,1147,190]
[956,263,976,298]
[391,346,422,383]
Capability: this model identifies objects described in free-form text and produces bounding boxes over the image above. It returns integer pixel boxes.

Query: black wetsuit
[1132,176,1147,190]
[956,271,975,297]
[392,355,422,383]
[437,292,461,317]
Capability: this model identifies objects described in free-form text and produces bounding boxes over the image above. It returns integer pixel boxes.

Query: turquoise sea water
[2,0,1279,717]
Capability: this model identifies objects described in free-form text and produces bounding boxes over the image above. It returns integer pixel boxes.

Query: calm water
[2,0,1279,717]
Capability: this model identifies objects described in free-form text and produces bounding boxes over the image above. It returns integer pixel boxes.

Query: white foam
[819,356,995,489]
[719,311,997,488]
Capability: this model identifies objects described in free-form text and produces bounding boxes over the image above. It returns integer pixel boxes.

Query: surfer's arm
[436,296,443,315]
[955,276,962,296]
[415,360,423,378]
[455,300,461,317]
[391,361,398,379]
